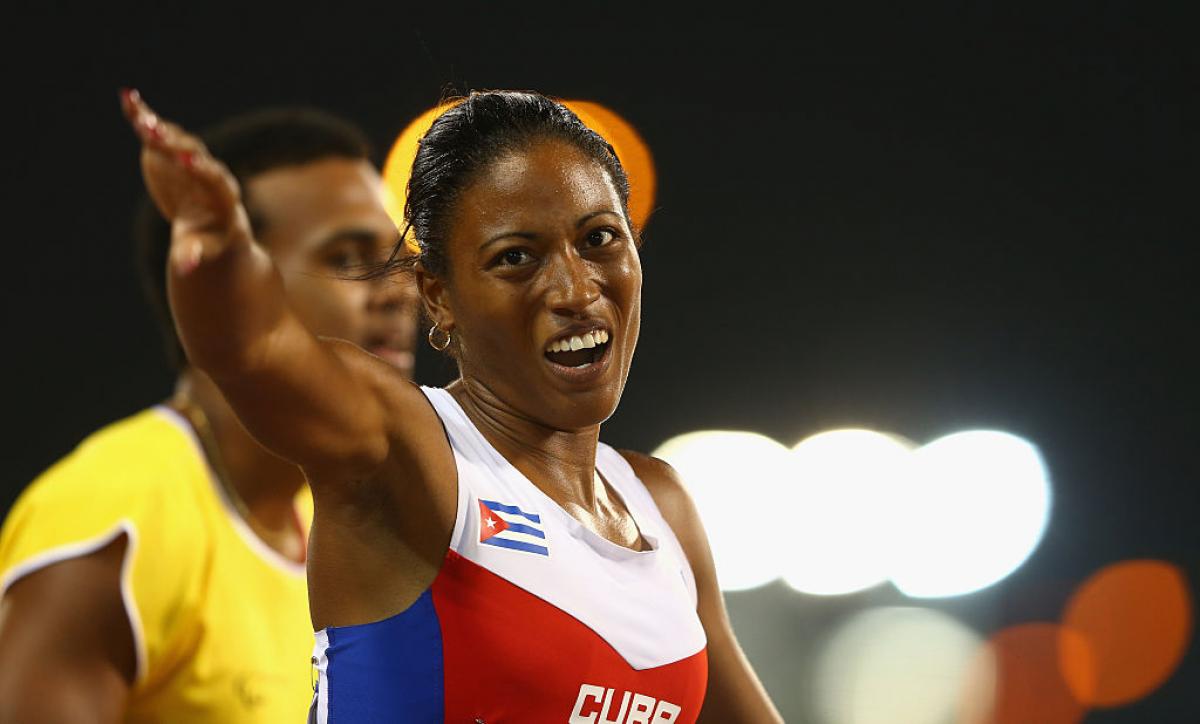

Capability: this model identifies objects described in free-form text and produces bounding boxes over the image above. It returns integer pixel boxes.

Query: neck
[170,369,307,561]
[449,377,603,509]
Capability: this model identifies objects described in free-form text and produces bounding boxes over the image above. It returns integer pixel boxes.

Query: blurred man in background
[0,104,419,723]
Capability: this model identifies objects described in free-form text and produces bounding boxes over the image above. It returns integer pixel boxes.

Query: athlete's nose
[546,250,600,317]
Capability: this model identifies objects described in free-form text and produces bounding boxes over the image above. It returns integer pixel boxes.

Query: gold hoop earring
[427,324,452,352]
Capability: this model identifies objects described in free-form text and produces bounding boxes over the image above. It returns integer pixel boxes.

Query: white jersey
[310,386,708,723]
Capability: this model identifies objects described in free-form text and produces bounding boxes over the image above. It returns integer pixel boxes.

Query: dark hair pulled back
[398,90,632,278]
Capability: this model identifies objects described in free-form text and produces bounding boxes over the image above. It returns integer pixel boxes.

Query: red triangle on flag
[478,500,510,542]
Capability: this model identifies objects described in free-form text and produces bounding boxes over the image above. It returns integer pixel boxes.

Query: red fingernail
[119,87,139,105]
[140,113,161,139]
[178,150,194,169]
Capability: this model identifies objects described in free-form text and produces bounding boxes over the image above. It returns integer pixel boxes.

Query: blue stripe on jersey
[502,521,546,539]
[480,499,542,523]
[480,536,550,556]
[324,589,444,722]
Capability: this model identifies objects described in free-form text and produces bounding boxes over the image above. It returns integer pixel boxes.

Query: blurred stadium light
[889,431,1052,598]
[783,429,913,595]
[656,427,1051,598]
[652,430,793,591]
[814,606,982,724]
[962,622,1092,724]
[1060,559,1193,708]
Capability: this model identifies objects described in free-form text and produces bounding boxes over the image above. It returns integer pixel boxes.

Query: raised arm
[621,451,785,724]
[120,90,391,481]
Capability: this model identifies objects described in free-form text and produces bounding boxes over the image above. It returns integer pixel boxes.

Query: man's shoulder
[29,407,201,498]
[2,407,210,560]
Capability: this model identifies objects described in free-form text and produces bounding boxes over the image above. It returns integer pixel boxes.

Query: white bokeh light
[814,606,983,724]
[783,430,914,595]
[889,431,1052,598]
[652,431,792,591]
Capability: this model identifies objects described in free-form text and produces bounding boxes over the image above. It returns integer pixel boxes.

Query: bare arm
[0,538,134,724]
[621,451,784,724]
[119,91,396,481]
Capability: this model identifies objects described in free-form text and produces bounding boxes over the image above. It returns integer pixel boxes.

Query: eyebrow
[479,209,623,250]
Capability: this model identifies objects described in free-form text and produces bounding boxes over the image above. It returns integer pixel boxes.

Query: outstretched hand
[119,89,253,275]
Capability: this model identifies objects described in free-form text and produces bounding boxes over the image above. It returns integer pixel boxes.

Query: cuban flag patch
[478,499,549,556]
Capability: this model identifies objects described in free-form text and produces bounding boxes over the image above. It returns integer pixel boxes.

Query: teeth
[545,329,611,354]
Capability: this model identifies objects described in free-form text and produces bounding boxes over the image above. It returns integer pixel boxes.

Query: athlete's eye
[585,228,616,248]
[494,248,533,267]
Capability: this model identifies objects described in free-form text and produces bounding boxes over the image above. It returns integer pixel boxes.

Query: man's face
[246,157,419,378]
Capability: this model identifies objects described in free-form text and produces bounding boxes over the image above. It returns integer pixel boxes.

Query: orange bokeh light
[563,100,657,231]
[380,101,461,253]
[381,97,656,254]
[1060,559,1193,708]
[960,622,1091,724]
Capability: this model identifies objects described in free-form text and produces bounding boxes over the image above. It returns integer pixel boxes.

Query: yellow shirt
[0,407,315,723]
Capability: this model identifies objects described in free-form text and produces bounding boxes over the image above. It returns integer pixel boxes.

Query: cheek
[451,286,534,364]
[608,258,642,359]
[606,255,643,310]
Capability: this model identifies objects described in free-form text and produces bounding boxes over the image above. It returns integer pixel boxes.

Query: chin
[543,386,624,431]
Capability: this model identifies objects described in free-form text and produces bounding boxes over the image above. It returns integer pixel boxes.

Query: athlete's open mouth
[544,329,610,368]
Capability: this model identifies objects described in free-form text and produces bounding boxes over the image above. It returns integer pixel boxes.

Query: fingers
[120,88,194,159]
[119,88,247,275]
[122,89,240,207]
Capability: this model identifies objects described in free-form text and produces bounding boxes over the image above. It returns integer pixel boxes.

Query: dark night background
[3,3,1196,721]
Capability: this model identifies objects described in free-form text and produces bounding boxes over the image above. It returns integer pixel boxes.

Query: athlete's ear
[415,262,455,333]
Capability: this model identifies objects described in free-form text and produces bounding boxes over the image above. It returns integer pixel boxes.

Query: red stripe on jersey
[432,550,707,723]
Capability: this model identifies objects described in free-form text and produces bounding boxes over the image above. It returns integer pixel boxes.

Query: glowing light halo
[959,622,1092,724]
[381,98,656,255]
[1060,559,1193,707]
[651,426,1052,598]
[890,430,1052,598]
[813,606,983,724]
[381,101,462,253]
[564,100,657,230]
[782,429,914,596]
[651,430,793,591]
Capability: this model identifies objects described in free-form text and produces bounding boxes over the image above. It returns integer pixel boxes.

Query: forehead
[244,157,389,237]
[456,140,622,230]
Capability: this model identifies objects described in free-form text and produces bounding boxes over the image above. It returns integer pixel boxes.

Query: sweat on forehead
[476,142,620,208]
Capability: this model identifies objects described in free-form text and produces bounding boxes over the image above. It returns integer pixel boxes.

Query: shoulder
[1,408,211,590]
[616,449,685,498]
[323,338,444,446]
[615,449,701,543]
[0,412,216,691]
[14,408,202,508]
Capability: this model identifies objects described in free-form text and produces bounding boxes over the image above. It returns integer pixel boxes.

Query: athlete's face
[247,158,419,378]
[420,139,642,430]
